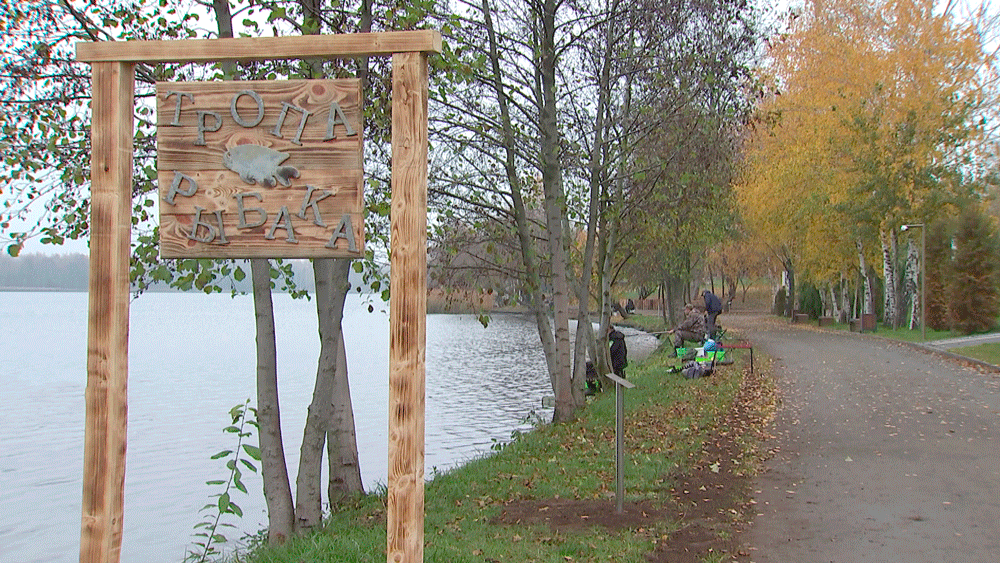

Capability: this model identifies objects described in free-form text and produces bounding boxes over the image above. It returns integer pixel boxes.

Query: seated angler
[666,304,705,357]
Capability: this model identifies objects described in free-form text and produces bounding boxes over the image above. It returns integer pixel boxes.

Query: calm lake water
[0,291,659,563]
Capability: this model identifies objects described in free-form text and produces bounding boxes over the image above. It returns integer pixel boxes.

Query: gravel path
[725,314,1000,563]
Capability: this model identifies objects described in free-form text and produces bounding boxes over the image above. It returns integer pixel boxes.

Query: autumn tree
[739,0,997,325]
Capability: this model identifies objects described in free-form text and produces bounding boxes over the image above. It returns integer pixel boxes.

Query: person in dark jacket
[703,290,723,338]
[608,325,628,378]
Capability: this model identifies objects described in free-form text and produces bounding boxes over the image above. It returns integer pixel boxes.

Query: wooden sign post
[75,31,440,563]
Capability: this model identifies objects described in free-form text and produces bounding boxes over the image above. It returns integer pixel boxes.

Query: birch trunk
[857,239,873,315]
[905,238,920,329]
[841,275,851,322]
[829,284,839,319]
[783,256,795,317]
[881,229,898,328]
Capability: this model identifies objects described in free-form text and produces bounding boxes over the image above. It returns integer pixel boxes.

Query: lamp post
[901,223,926,341]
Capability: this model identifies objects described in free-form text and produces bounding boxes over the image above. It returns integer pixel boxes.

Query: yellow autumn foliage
[738,0,994,285]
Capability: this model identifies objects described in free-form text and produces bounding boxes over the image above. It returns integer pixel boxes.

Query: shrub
[773,286,787,316]
[950,206,999,334]
[797,282,823,319]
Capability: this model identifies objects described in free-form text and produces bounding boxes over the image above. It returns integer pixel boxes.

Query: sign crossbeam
[76,30,441,63]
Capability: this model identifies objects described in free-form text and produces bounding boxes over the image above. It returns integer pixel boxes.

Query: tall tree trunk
[211,1,294,543]
[539,0,574,421]
[480,0,560,405]
[829,284,839,319]
[783,255,795,318]
[881,229,898,328]
[251,259,295,544]
[843,279,851,318]
[289,0,364,529]
[296,259,352,532]
[571,3,620,409]
[905,238,920,329]
[318,0,372,506]
[597,213,619,384]
[326,298,363,502]
[857,239,873,315]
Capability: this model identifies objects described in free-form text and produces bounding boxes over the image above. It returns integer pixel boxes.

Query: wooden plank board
[386,51,429,563]
[77,30,442,63]
[604,372,635,389]
[80,61,134,563]
[156,79,363,258]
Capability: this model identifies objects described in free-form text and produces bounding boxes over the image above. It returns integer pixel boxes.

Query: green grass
[862,324,960,343]
[788,317,995,344]
[948,342,1000,365]
[236,338,763,563]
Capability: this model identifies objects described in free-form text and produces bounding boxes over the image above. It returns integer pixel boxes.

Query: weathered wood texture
[77,30,441,63]
[156,80,363,258]
[80,61,134,563]
[387,51,429,563]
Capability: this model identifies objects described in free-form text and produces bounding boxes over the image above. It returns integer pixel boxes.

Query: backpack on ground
[682,360,713,379]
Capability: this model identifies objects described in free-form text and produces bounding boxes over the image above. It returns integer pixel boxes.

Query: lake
[0,291,659,562]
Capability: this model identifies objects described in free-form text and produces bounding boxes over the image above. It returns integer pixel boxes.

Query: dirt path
[725,314,1000,563]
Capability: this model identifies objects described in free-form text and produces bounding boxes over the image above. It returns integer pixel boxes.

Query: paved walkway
[724,314,1000,563]
[927,332,1000,351]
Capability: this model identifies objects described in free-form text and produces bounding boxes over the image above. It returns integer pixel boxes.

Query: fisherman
[666,303,705,356]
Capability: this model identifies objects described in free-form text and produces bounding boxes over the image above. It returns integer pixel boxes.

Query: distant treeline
[0,253,89,290]
[0,253,364,294]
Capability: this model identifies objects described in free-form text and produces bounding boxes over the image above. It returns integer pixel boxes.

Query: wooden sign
[78,31,440,563]
[156,79,364,258]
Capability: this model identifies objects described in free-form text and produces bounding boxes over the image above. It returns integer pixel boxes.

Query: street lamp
[901,223,926,341]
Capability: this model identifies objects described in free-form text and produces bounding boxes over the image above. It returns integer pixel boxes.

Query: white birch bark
[881,229,898,328]
[857,239,873,314]
[905,238,920,329]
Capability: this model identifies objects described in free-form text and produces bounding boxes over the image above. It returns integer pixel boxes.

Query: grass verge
[947,342,1000,365]
[237,334,777,563]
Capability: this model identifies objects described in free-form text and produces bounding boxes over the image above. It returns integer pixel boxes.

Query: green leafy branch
[185,399,261,563]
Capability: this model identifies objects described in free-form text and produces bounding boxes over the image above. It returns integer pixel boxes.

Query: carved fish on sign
[222,145,300,187]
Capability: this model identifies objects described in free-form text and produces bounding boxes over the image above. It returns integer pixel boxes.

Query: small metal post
[604,372,634,514]
[615,382,624,513]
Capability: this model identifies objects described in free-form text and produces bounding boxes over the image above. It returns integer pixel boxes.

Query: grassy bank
[947,342,1000,364]
[237,325,776,563]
